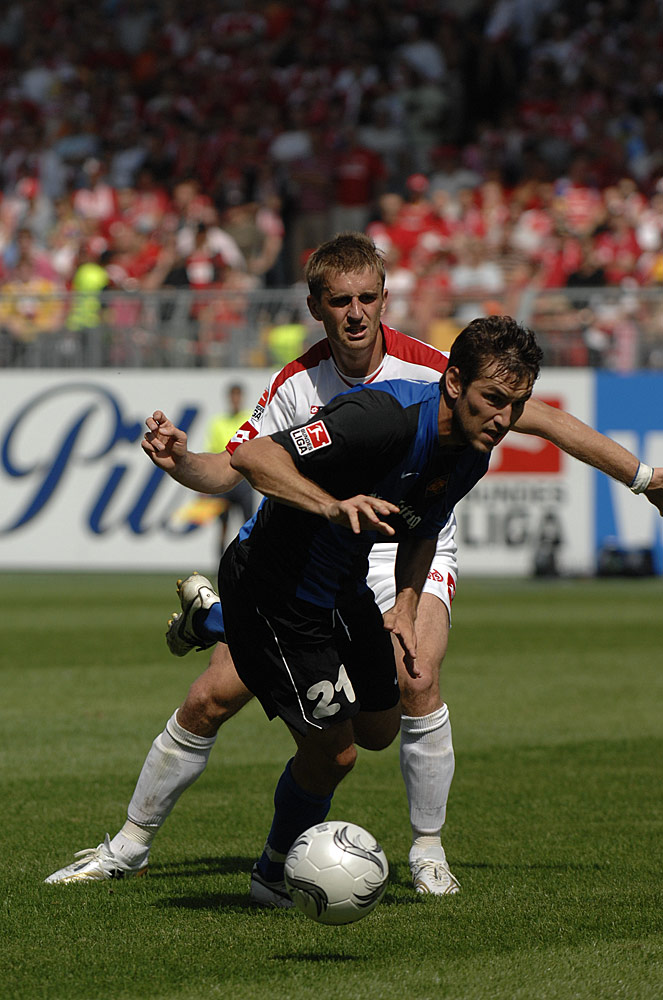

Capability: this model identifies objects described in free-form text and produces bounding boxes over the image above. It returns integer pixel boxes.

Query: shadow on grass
[148,854,253,879]
[455,860,606,872]
[149,854,606,914]
[386,859,606,888]
[158,889,419,913]
[159,891,420,912]
[151,854,256,910]
[150,855,418,913]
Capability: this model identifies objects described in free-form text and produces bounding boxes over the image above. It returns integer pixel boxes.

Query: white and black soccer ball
[284,820,388,925]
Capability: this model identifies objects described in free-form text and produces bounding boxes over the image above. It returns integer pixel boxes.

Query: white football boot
[44,834,149,884]
[166,572,220,657]
[249,863,293,908]
[410,855,460,895]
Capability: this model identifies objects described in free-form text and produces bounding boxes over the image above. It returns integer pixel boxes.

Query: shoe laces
[73,834,114,864]
[413,858,460,890]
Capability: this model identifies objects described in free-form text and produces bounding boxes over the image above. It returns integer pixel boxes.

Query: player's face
[447,363,533,453]
[307,268,388,376]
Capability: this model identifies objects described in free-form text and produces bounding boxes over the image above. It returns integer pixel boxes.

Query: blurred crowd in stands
[2,0,663,368]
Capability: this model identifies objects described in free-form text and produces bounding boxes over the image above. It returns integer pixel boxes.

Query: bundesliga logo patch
[291,420,332,455]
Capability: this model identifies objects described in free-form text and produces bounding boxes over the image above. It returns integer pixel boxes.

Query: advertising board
[595,372,663,573]
[455,369,595,576]
[0,371,268,570]
[1,369,660,574]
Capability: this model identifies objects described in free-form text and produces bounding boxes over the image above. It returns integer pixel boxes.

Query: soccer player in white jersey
[45,233,663,894]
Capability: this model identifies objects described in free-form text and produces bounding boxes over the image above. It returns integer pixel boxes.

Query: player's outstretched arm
[516,398,663,516]
[231,436,399,533]
[142,410,243,494]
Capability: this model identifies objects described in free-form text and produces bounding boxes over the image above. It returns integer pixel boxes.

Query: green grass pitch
[2,571,663,1000]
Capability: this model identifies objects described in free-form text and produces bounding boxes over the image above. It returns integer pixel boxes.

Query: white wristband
[629,462,654,494]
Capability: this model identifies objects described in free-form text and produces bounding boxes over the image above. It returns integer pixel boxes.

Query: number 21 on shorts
[307,664,356,719]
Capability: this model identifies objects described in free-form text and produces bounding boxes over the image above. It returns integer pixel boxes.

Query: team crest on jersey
[425,476,449,496]
[291,420,332,455]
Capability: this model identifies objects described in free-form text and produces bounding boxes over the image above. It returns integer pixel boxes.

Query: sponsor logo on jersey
[228,426,255,449]
[398,503,421,529]
[251,388,268,423]
[291,420,332,455]
[425,476,448,496]
[368,493,422,530]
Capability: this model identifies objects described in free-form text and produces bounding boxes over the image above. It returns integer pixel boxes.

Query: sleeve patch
[226,424,256,453]
[290,420,331,455]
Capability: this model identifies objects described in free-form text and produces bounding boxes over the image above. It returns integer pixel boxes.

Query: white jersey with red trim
[226,323,458,614]
[226,324,449,451]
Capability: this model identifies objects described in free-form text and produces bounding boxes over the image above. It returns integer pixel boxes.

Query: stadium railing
[1,285,662,369]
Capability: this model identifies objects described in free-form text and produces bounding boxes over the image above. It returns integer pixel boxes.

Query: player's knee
[207,682,251,720]
[399,657,443,714]
[188,677,223,716]
[291,739,356,796]
[331,743,357,777]
[185,654,251,725]
[178,676,229,735]
[305,743,356,788]
[353,707,400,750]
[358,728,397,751]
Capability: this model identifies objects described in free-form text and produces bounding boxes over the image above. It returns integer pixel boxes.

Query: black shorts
[220,583,399,737]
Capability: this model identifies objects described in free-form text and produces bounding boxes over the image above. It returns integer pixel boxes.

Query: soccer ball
[284,820,388,925]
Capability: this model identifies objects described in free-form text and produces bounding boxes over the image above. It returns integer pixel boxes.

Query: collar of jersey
[333,355,386,387]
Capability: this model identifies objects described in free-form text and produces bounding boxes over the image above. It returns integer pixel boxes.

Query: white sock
[113,710,217,854]
[108,820,154,863]
[400,705,454,861]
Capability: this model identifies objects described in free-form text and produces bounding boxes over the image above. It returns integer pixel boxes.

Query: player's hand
[141,410,189,472]
[382,606,420,678]
[644,468,663,516]
[326,495,400,535]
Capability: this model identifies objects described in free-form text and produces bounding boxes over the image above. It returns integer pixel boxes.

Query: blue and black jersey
[222,379,489,608]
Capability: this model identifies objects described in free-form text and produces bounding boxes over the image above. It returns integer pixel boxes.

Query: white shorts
[366,513,458,619]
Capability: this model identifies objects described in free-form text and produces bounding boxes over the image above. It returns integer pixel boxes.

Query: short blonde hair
[304,232,386,300]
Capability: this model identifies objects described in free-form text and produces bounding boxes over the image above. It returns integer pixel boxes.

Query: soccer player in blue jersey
[220,315,541,903]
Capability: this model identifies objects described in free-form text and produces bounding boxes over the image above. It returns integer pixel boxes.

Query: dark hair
[447,315,543,390]
[304,232,386,300]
